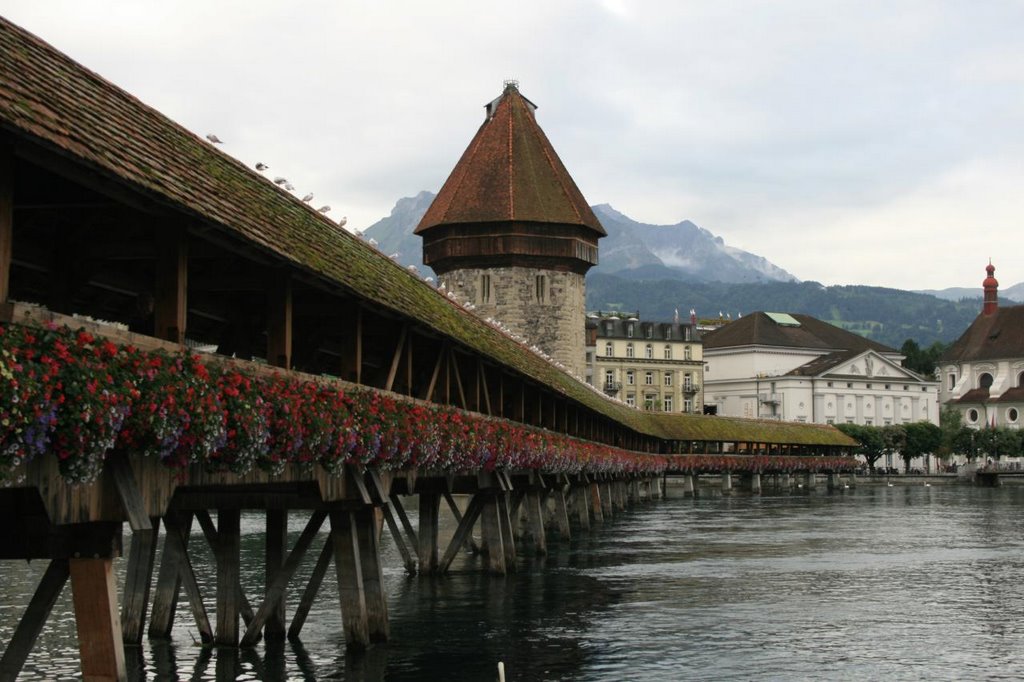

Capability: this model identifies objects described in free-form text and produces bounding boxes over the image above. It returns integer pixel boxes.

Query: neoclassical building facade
[939,264,1024,429]
[702,312,939,426]
[585,315,704,413]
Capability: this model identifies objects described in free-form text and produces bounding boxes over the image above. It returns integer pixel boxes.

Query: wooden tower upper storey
[416,82,606,275]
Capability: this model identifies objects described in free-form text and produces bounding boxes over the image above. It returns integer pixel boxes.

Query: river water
[3,482,1024,681]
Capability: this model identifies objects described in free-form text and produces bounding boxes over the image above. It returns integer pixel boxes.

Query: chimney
[983,261,999,315]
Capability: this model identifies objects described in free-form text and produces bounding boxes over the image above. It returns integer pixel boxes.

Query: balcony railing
[683,383,700,394]
[759,393,782,404]
[603,381,622,395]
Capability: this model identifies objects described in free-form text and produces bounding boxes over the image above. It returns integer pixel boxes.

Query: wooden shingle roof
[0,18,851,448]
[415,83,605,236]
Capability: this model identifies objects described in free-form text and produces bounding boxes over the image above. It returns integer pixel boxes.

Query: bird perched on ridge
[337,216,348,228]
[317,205,331,213]
[301,193,314,203]
[284,182,295,191]
[273,177,288,186]
[368,238,378,248]
[255,162,269,171]
[206,134,223,144]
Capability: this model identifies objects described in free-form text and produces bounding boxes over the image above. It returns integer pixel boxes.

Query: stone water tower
[416,81,605,378]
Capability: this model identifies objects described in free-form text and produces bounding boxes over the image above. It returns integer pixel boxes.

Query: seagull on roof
[317,205,331,213]
[302,193,314,203]
[354,229,363,238]
[337,216,348,228]
[255,162,269,171]
[274,177,288,186]
[368,238,378,248]
[284,182,295,191]
[206,134,223,144]
[389,253,400,260]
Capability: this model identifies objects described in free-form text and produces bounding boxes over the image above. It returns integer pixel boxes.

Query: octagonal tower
[416,82,605,378]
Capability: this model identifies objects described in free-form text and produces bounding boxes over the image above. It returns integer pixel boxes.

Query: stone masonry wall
[441,266,586,379]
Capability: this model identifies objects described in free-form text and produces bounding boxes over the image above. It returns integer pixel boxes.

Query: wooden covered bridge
[0,17,856,680]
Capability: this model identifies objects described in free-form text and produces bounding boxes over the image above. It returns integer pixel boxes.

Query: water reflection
[5,486,1024,679]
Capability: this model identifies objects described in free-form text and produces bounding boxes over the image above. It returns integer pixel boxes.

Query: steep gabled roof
[415,83,605,236]
[941,305,1024,363]
[701,312,894,354]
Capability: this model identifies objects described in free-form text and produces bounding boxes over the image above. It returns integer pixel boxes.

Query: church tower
[416,82,605,378]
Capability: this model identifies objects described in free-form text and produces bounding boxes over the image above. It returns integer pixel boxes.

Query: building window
[1009,408,1019,423]
[663,396,673,412]
[626,343,634,358]
[968,408,979,423]
[645,344,653,359]
[827,381,833,388]
[479,274,491,304]
[847,382,853,388]
[866,383,872,389]
[664,345,672,359]
[980,372,994,390]
[626,371,635,385]
[948,374,957,391]
[627,324,634,338]
[605,342,613,357]
[865,419,873,426]
[534,274,548,303]
[645,371,654,385]
[604,370,615,388]
[626,393,635,407]
[826,418,835,425]
[665,328,672,339]
[884,384,891,390]
[684,373,693,391]
[664,373,673,387]
[1019,371,1024,388]
[684,399,692,412]
[645,325,653,339]
[684,346,692,360]
[903,385,909,391]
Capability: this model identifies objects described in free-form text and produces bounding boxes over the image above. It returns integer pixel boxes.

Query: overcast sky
[6,1,1023,291]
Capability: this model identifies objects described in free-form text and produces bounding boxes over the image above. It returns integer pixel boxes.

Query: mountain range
[363,193,1017,348]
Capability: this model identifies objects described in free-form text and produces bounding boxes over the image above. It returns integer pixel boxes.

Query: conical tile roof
[416,83,605,236]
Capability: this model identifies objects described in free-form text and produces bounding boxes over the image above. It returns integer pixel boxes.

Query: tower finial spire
[983,261,999,315]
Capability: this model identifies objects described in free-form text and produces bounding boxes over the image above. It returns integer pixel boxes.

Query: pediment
[820,350,922,382]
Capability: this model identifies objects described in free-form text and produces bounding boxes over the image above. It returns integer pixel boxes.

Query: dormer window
[627,324,634,338]
[645,325,653,339]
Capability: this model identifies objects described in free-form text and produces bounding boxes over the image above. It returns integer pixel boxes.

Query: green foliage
[899,339,947,379]
[901,422,943,470]
[835,422,885,468]
[586,274,983,348]
[937,406,963,459]
[975,427,1022,460]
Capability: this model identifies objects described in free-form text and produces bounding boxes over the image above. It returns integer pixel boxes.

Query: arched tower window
[645,344,653,359]
[1018,371,1024,388]
[979,373,994,390]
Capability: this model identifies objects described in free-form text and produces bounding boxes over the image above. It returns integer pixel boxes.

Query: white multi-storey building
[702,312,939,426]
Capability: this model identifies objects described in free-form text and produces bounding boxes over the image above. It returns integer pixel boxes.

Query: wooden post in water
[682,475,695,497]
[574,486,591,531]
[497,492,517,569]
[552,489,571,539]
[479,493,508,575]
[522,490,547,555]
[354,506,389,643]
[750,472,762,495]
[780,473,790,489]
[589,483,604,523]
[121,517,161,645]
[417,493,440,575]
[329,509,370,650]
[215,509,241,647]
[805,472,816,490]
[264,510,288,642]
[69,558,127,681]
[721,472,732,494]
[600,482,613,518]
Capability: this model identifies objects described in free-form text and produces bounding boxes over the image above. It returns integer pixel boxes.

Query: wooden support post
[108,454,152,532]
[154,225,188,345]
[289,536,333,640]
[149,513,212,643]
[266,270,293,369]
[354,507,389,643]
[601,482,614,517]
[194,511,257,629]
[264,510,287,641]
[497,493,517,568]
[69,558,126,681]
[0,145,12,305]
[423,341,446,401]
[389,494,419,551]
[443,492,480,553]
[240,511,326,647]
[121,517,160,645]
[215,509,241,647]
[439,495,485,573]
[553,489,571,539]
[381,504,416,574]
[0,559,69,680]
[330,510,369,651]
[384,324,408,392]
[574,487,591,531]
[522,490,547,555]
[590,483,604,523]
[417,493,440,574]
[449,347,467,409]
[479,494,507,575]
[478,360,493,415]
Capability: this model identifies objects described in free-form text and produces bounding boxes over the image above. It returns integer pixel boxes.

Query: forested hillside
[586,275,984,348]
